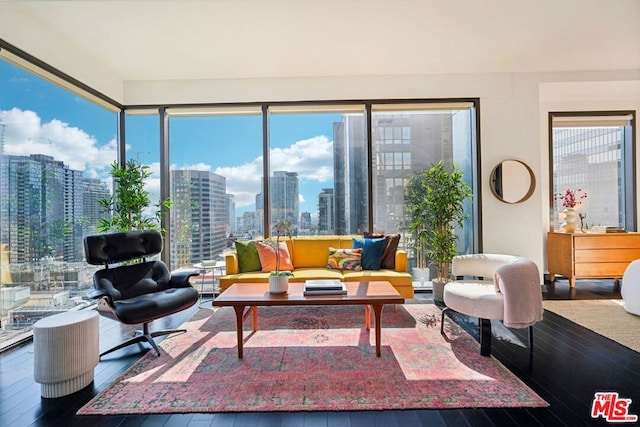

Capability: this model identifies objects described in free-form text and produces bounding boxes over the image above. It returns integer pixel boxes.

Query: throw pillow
[352,237,386,270]
[234,240,262,273]
[364,232,401,269]
[327,247,363,271]
[255,241,294,273]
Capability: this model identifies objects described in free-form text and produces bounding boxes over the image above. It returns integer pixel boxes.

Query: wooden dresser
[547,231,640,287]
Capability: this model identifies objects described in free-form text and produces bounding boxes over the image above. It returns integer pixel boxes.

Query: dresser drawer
[574,262,629,277]
[574,234,640,250]
[574,248,640,263]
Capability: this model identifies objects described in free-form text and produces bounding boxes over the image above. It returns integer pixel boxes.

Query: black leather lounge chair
[84,230,199,358]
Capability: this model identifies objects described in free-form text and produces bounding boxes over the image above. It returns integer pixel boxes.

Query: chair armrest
[170,271,198,288]
[87,288,112,304]
[225,253,239,275]
[395,250,408,272]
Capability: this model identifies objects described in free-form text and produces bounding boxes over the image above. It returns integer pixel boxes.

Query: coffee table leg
[251,306,258,331]
[233,305,245,359]
[364,305,371,330]
[372,304,384,357]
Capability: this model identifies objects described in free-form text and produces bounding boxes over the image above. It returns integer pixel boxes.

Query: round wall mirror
[490,159,535,204]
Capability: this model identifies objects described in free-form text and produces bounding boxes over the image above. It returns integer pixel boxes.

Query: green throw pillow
[235,240,262,273]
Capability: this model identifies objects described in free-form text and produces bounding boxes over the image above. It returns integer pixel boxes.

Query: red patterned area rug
[78,304,547,415]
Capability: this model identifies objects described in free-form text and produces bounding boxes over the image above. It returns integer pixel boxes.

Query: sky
[0,60,341,218]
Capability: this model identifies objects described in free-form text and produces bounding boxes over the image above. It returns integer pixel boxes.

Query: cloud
[0,108,116,176]
[270,136,333,182]
[214,136,333,209]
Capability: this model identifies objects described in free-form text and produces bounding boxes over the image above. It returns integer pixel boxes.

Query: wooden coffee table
[213,281,404,358]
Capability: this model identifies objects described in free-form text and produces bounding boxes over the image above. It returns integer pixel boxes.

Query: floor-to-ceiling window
[160,102,478,292]
[166,107,263,273]
[371,102,477,286]
[550,112,636,231]
[0,54,119,344]
[268,105,367,236]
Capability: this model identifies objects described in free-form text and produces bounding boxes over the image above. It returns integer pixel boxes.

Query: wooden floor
[1,279,638,427]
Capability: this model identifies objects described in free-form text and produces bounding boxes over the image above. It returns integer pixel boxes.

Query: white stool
[33,311,99,398]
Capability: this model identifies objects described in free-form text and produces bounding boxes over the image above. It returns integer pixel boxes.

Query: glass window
[371,104,477,278]
[124,110,161,219]
[550,112,635,231]
[167,109,263,272]
[268,107,367,236]
[0,59,118,342]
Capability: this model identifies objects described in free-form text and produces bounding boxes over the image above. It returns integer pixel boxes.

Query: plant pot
[412,267,430,287]
[269,275,289,294]
[432,278,446,303]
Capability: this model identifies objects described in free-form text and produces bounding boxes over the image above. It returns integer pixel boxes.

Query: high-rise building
[271,171,299,228]
[0,153,111,265]
[299,211,312,234]
[333,113,454,235]
[317,188,334,235]
[80,178,110,237]
[225,193,236,233]
[1,155,70,263]
[170,169,226,269]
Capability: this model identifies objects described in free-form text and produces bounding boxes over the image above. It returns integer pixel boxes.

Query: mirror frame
[490,159,536,204]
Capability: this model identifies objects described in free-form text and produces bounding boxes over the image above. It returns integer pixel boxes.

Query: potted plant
[406,161,473,302]
[97,159,172,232]
[267,220,294,293]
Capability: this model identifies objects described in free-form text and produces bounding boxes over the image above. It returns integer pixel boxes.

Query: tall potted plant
[406,161,473,302]
[97,160,172,232]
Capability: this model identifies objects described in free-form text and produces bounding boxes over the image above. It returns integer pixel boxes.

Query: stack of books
[303,279,347,296]
[590,226,627,233]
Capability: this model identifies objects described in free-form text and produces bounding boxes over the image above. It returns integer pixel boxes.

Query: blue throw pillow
[352,237,386,270]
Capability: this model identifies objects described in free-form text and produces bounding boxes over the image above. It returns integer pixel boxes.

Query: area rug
[544,299,640,353]
[78,304,547,415]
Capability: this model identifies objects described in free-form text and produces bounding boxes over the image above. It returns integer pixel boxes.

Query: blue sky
[0,60,341,217]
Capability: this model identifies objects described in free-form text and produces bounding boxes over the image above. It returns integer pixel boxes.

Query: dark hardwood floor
[1,279,638,427]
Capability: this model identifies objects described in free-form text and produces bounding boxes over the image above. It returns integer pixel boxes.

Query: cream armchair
[440,253,544,356]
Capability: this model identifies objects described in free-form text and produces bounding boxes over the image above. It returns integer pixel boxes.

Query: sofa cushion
[287,268,344,282]
[292,237,342,268]
[364,232,400,269]
[256,241,294,272]
[234,240,261,273]
[444,281,504,320]
[327,248,362,271]
[352,237,385,270]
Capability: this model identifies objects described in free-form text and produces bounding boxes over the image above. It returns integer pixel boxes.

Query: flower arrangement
[269,220,294,277]
[555,188,588,208]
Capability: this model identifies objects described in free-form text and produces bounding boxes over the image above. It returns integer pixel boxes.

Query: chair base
[441,307,534,357]
[100,322,186,358]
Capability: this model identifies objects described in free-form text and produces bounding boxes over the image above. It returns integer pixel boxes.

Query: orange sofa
[219,235,414,298]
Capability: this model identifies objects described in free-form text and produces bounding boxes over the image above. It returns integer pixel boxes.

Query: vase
[561,208,577,233]
[269,275,289,294]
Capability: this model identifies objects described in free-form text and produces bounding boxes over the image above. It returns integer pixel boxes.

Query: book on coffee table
[304,279,347,295]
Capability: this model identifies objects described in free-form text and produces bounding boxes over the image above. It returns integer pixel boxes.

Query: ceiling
[0,0,639,103]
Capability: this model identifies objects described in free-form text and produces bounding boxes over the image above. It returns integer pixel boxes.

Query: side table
[33,310,99,398]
